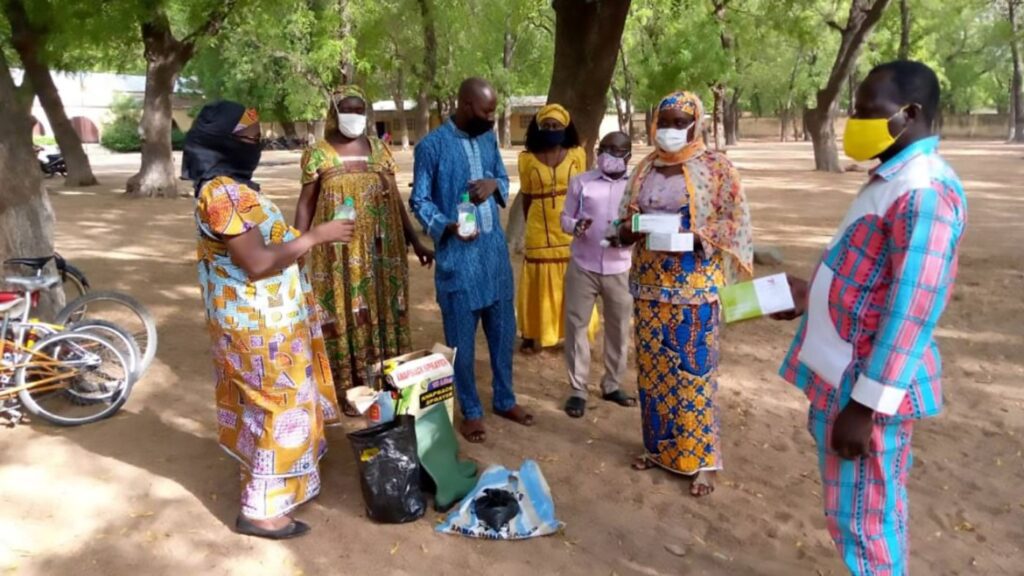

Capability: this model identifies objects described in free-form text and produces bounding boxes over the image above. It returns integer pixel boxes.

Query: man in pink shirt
[560,131,636,418]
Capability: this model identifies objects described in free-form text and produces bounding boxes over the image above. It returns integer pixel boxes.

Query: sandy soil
[1,140,1022,576]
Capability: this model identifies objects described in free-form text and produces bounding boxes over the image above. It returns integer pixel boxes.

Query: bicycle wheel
[16,332,132,426]
[60,261,90,302]
[56,291,157,376]
[70,319,141,383]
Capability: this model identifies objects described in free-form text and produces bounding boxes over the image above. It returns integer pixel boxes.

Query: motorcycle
[34,145,67,178]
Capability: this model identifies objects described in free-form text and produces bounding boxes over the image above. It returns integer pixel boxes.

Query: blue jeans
[438,293,516,420]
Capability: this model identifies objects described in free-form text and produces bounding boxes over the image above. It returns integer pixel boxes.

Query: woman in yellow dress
[296,86,433,414]
[516,104,597,354]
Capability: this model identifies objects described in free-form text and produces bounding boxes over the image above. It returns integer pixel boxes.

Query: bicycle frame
[0,338,82,399]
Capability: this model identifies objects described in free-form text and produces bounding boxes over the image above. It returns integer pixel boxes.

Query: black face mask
[537,129,565,149]
[465,116,494,137]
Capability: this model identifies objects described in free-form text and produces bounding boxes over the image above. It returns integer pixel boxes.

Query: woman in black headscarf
[186,101,354,539]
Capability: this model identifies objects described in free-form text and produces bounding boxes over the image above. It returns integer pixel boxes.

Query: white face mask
[337,113,367,138]
[655,124,693,153]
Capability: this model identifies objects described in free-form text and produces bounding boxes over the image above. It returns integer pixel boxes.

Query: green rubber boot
[415,405,478,511]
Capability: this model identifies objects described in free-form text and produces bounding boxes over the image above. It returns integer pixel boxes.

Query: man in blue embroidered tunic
[410,77,535,443]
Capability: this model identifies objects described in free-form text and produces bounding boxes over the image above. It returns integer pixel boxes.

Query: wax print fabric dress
[300,137,410,395]
[196,176,340,520]
[621,90,753,476]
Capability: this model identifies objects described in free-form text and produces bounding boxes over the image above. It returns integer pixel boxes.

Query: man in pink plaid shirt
[774,61,966,575]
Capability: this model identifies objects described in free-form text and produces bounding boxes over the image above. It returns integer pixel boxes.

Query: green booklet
[720,273,795,323]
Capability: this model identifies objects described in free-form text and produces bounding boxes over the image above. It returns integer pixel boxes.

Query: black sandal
[564,397,586,418]
[235,516,311,540]
[601,390,637,408]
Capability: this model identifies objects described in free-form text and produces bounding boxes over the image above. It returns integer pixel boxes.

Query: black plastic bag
[347,416,426,524]
[472,488,521,532]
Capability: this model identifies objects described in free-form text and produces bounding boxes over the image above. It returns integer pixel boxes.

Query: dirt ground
[1,139,1022,576]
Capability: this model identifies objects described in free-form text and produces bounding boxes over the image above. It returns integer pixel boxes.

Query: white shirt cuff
[850,374,907,416]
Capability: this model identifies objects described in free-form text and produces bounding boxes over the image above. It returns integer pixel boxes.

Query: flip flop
[690,471,716,497]
[495,406,535,427]
[564,397,586,418]
[460,419,487,444]
[601,390,638,408]
[235,516,311,540]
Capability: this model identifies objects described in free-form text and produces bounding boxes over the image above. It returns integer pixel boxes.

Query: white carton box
[646,232,694,252]
[383,343,457,422]
[631,213,681,234]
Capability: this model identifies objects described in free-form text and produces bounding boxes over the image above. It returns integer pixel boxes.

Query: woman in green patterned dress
[295,86,433,415]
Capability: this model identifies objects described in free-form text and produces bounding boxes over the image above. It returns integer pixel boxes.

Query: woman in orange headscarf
[617,91,753,497]
[516,103,598,354]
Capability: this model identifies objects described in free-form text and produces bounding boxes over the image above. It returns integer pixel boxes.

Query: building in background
[11,69,193,144]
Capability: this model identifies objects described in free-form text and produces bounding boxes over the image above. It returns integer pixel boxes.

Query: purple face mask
[597,152,627,176]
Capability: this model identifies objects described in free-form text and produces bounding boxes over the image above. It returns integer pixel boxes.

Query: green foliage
[33,135,56,146]
[100,119,141,152]
[100,94,141,152]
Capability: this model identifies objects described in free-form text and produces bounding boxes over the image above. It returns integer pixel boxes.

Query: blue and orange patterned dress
[628,170,726,475]
[195,176,340,520]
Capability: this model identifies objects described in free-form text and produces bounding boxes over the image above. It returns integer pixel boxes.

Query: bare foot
[631,455,654,471]
[690,470,716,497]
[495,405,534,426]
[460,418,487,443]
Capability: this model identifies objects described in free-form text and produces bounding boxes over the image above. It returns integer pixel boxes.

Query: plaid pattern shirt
[780,137,967,420]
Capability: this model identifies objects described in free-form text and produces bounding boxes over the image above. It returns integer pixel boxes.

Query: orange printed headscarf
[651,90,706,166]
[620,90,753,284]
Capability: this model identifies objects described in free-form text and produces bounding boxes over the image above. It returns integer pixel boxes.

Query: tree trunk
[711,84,726,150]
[612,85,628,133]
[127,4,236,196]
[0,50,62,316]
[780,108,789,142]
[807,0,893,171]
[547,0,632,164]
[393,67,411,150]
[805,106,841,172]
[415,0,438,142]
[127,51,185,197]
[724,89,741,145]
[645,106,655,145]
[280,121,299,139]
[619,46,635,140]
[337,0,355,84]
[898,0,911,60]
[1009,0,1024,142]
[500,25,516,149]
[5,0,97,187]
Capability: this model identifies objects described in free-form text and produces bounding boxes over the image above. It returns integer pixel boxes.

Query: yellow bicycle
[1,275,132,426]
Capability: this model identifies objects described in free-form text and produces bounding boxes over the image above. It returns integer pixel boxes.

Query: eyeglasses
[598,147,630,158]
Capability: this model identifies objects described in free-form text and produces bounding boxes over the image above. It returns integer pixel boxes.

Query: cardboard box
[631,213,681,234]
[646,232,694,252]
[382,344,457,423]
[720,273,795,323]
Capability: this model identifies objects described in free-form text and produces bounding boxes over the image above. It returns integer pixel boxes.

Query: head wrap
[234,108,260,134]
[182,101,262,197]
[326,85,368,133]
[652,90,706,166]
[537,103,570,127]
[619,89,753,284]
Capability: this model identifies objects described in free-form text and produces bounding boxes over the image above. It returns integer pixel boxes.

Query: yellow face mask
[842,107,908,162]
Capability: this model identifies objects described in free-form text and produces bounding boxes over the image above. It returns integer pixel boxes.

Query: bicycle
[1,275,133,426]
[4,256,157,375]
[5,254,89,302]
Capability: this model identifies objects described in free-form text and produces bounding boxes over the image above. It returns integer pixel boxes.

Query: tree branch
[182,0,240,49]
